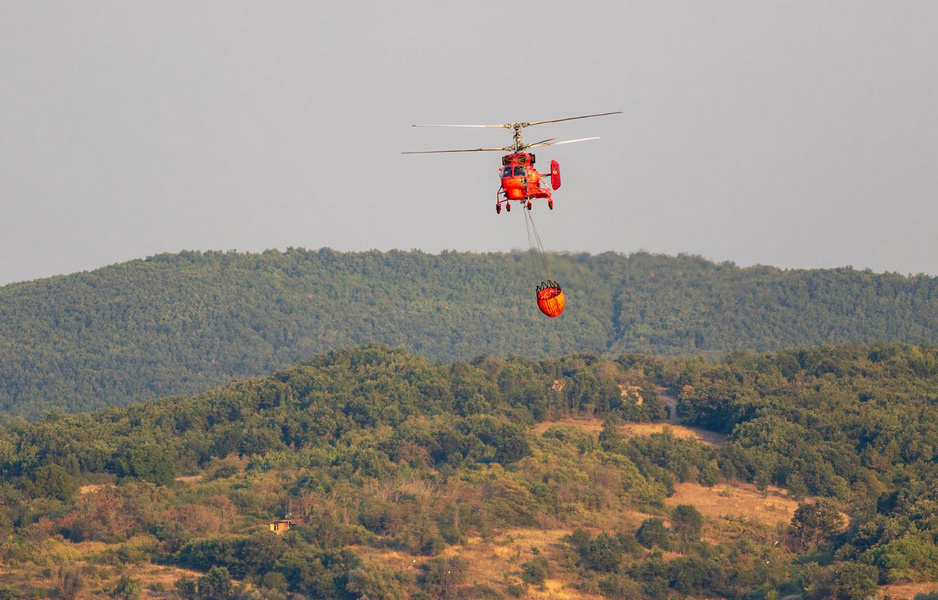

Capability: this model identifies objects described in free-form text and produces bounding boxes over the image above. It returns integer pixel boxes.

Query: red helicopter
[403,111,621,213]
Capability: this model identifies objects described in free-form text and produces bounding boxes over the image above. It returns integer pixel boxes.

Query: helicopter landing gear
[548,200,554,210]
[506,202,511,212]
[526,201,533,210]
[496,204,501,214]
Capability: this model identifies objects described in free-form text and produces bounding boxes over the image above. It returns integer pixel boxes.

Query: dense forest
[0,343,935,599]
[2,249,938,418]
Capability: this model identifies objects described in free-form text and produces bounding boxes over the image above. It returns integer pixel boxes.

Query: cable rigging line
[522,207,550,281]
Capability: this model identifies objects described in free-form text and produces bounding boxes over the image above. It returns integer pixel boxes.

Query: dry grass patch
[354,528,606,600]
[622,423,726,446]
[534,418,605,434]
[666,482,851,539]
[534,418,725,447]
[880,581,938,599]
[41,537,112,562]
[528,577,592,600]
[174,474,203,484]
[666,482,801,528]
[0,545,204,600]
[132,564,205,598]
[618,385,644,405]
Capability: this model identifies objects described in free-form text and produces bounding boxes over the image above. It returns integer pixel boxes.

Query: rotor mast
[505,122,529,153]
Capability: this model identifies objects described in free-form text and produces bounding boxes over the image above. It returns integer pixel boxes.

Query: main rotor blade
[525,111,622,127]
[520,138,556,150]
[411,111,622,130]
[525,137,600,149]
[411,124,504,129]
[402,146,507,154]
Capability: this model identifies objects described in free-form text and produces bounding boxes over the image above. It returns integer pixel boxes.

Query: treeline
[0,344,937,598]
[0,345,663,488]
[670,342,938,593]
[2,249,938,417]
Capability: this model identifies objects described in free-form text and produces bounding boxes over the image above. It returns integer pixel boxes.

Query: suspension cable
[522,206,550,281]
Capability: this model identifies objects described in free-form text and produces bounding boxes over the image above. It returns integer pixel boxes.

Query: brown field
[534,417,605,434]
[623,422,726,446]
[354,528,606,600]
[666,482,802,528]
[134,565,207,598]
[881,582,938,599]
[0,541,205,599]
[534,417,725,446]
[77,483,111,495]
[666,482,850,535]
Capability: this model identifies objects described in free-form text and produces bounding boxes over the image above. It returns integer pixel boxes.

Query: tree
[787,472,809,501]
[110,575,142,600]
[55,565,85,600]
[811,562,879,600]
[789,500,845,552]
[30,464,77,502]
[126,445,178,486]
[565,529,592,555]
[636,518,671,550]
[0,511,12,541]
[521,556,548,586]
[671,504,703,543]
[240,531,287,577]
[260,572,288,593]
[174,577,198,600]
[756,470,771,498]
[422,556,468,600]
[198,566,234,600]
[585,533,624,572]
[599,413,624,452]
[347,563,407,600]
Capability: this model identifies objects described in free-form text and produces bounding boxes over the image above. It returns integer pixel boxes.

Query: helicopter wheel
[548,200,554,210]
[506,202,511,212]
[526,201,532,210]
[496,203,501,214]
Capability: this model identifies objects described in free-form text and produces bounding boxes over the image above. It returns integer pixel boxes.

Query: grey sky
[1,1,935,285]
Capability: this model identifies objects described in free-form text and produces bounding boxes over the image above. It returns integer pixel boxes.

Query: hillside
[0,343,935,599]
[2,249,938,417]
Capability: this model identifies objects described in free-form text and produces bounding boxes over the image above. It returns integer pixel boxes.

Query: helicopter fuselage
[495,153,561,213]
[499,153,547,201]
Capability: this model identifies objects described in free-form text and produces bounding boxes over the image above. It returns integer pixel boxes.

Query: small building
[268,519,296,534]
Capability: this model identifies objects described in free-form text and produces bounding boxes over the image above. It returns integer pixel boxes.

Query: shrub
[174,576,197,600]
[29,465,77,502]
[585,533,624,572]
[521,556,548,586]
[210,465,239,480]
[422,556,469,600]
[564,529,592,554]
[260,572,288,592]
[636,518,670,550]
[110,575,141,600]
[54,566,85,600]
[198,566,233,600]
[671,504,703,543]
[347,563,407,600]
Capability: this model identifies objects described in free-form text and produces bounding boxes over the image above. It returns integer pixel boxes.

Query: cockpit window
[501,166,513,178]
[513,166,526,176]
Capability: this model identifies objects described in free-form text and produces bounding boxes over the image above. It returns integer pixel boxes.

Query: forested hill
[1,248,937,418]
[1,343,936,598]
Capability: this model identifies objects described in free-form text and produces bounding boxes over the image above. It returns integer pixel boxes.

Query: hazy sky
[1,1,935,285]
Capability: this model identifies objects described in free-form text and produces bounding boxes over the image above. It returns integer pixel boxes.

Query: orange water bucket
[536,281,565,318]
